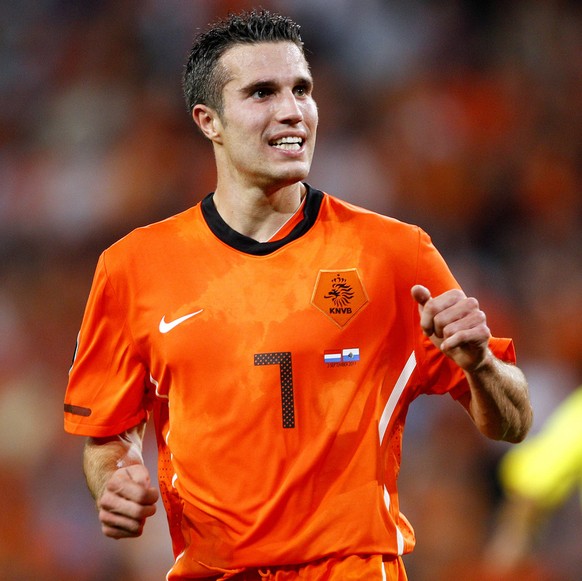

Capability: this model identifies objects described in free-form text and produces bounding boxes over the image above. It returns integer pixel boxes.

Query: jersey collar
[201,183,324,256]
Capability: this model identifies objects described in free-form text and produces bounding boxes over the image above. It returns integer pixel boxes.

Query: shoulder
[319,189,427,245]
[116,205,200,246]
[93,206,204,289]
[103,205,201,265]
[540,387,582,437]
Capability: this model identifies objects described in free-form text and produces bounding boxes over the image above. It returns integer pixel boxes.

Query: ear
[192,104,223,144]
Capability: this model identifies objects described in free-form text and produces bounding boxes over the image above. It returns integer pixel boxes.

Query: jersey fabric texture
[64,185,515,579]
[197,554,408,580]
[499,386,582,509]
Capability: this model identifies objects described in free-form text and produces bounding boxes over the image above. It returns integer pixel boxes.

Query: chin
[274,174,309,189]
[276,162,311,184]
[255,159,312,190]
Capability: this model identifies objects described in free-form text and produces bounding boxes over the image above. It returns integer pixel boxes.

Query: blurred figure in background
[482,386,582,581]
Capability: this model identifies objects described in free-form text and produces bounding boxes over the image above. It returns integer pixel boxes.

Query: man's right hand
[97,464,159,539]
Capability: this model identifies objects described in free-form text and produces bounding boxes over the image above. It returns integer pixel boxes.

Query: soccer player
[64,10,532,580]
[483,386,582,579]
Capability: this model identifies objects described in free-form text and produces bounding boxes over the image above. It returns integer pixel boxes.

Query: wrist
[469,348,496,374]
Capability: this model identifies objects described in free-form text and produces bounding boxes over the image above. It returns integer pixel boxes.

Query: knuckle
[98,493,114,509]
[98,507,113,522]
[432,310,444,327]
[465,296,479,309]
[134,488,150,503]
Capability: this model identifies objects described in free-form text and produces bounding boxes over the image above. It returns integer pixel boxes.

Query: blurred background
[1,0,581,579]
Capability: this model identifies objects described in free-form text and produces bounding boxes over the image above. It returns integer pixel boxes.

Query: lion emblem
[324,275,355,307]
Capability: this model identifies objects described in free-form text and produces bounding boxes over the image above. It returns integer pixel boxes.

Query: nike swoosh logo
[159,309,204,334]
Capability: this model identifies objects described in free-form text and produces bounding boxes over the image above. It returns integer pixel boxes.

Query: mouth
[269,136,304,151]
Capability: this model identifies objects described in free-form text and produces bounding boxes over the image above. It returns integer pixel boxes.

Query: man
[482,386,582,580]
[64,10,532,581]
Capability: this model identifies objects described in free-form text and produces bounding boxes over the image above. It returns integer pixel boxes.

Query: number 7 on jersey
[254,352,295,428]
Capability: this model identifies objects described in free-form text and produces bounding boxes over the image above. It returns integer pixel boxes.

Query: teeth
[271,136,303,150]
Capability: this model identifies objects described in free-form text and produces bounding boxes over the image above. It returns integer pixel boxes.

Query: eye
[294,85,308,97]
[253,87,273,99]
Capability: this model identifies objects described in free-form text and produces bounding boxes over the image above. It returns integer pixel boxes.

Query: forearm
[83,422,146,502]
[484,495,545,571]
[463,350,532,443]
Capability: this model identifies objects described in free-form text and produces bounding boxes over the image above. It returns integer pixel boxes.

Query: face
[197,42,318,191]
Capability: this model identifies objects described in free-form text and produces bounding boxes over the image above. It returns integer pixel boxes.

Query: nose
[276,89,303,124]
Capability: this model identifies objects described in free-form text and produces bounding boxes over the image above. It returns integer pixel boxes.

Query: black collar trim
[201,184,324,255]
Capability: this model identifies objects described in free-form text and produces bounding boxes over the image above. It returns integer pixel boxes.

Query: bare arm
[412,285,532,443]
[83,421,159,539]
[457,349,531,442]
[483,494,545,572]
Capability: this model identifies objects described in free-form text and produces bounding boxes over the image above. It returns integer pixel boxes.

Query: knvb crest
[311,269,368,327]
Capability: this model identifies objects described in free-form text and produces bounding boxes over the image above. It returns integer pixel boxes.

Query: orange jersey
[64,186,515,579]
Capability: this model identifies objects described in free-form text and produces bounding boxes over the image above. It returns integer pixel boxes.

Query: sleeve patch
[64,403,92,417]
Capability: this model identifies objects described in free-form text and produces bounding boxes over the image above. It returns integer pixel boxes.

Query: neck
[213,182,306,242]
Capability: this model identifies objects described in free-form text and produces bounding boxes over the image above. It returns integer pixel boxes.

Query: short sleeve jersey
[500,386,582,509]
[64,185,515,579]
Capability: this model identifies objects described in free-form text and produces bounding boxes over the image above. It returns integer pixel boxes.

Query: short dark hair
[182,10,305,116]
